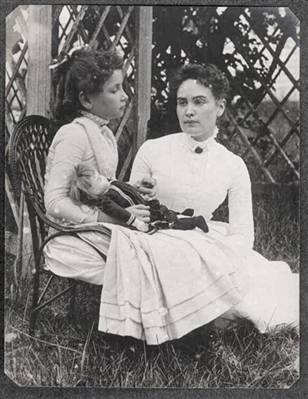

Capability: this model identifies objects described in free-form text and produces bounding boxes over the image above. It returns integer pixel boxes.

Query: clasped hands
[126,177,156,225]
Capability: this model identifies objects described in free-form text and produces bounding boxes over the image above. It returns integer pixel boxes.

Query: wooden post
[134,6,153,155]
[19,5,53,281]
[27,5,52,116]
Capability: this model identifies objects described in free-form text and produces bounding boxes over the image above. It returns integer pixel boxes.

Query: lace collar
[181,127,218,154]
[80,110,109,128]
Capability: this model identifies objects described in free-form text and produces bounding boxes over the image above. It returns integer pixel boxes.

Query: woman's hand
[133,176,157,199]
[126,204,151,223]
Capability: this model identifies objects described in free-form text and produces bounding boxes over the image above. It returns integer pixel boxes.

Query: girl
[44,45,154,284]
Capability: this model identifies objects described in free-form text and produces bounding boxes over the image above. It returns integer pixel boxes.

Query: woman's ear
[79,91,92,111]
[216,98,226,117]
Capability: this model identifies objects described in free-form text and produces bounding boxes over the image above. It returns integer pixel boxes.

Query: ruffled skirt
[98,222,299,345]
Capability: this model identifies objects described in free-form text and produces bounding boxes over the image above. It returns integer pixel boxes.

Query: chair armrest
[48,222,111,236]
[40,223,112,265]
[31,199,111,236]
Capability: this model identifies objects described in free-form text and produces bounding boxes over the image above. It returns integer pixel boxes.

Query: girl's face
[87,69,128,120]
[86,172,110,197]
[176,79,225,142]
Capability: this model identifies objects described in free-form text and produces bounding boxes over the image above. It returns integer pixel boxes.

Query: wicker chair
[8,115,111,335]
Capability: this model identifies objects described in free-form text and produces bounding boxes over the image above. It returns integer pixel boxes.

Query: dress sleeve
[129,140,153,184]
[44,124,99,224]
[228,156,254,248]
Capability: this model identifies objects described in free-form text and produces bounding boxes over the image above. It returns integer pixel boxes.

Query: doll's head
[70,163,110,202]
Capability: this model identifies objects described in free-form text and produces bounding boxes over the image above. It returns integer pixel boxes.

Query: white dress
[43,115,116,284]
[122,132,299,338]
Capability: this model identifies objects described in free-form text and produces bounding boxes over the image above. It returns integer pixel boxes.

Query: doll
[70,163,209,233]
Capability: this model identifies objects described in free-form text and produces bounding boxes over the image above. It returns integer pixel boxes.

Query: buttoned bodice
[130,132,254,246]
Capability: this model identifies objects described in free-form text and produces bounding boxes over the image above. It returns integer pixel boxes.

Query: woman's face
[87,69,128,120]
[176,79,225,141]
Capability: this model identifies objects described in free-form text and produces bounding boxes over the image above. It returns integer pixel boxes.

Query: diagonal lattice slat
[61,6,88,53]
[227,110,276,183]
[264,119,299,167]
[246,13,299,92]
[89,6,111,47]
[110,6,134,51]
[230,89,299,181]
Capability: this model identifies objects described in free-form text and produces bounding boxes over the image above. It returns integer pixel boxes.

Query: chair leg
[27,204,42,336]
[29,267,40,335]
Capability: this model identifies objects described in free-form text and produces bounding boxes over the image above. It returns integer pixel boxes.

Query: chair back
[8,115,57,240]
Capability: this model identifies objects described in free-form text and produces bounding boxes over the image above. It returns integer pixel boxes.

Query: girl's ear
[79,91,92,111]
[216,98,226,118]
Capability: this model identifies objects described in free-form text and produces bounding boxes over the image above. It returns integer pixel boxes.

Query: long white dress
[43,115,115,284]
[107,132,298,342]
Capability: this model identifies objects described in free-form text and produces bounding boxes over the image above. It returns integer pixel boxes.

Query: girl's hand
[132,218,149,232]
[133,177,156,199]
[126,204,151,223]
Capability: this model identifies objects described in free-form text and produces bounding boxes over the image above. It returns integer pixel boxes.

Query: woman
[44,45,153,284]
[131,64,254,247]
[120,63,298,341]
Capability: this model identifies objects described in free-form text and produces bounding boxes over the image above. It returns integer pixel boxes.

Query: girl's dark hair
[170,63,230,101]
[51,46,124,125]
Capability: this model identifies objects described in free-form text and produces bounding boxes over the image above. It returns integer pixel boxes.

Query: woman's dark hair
[51,46,124,125]
[170,63,230,101]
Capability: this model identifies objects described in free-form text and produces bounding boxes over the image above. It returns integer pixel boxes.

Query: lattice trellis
[5,35,28,143]
[7,6,300,186]
[224,8,299,183]
[150,6,300,183]
[6,5,300,226]
[52,5,138,181]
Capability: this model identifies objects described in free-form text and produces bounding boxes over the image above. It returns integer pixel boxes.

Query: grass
[4,192,299,387]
